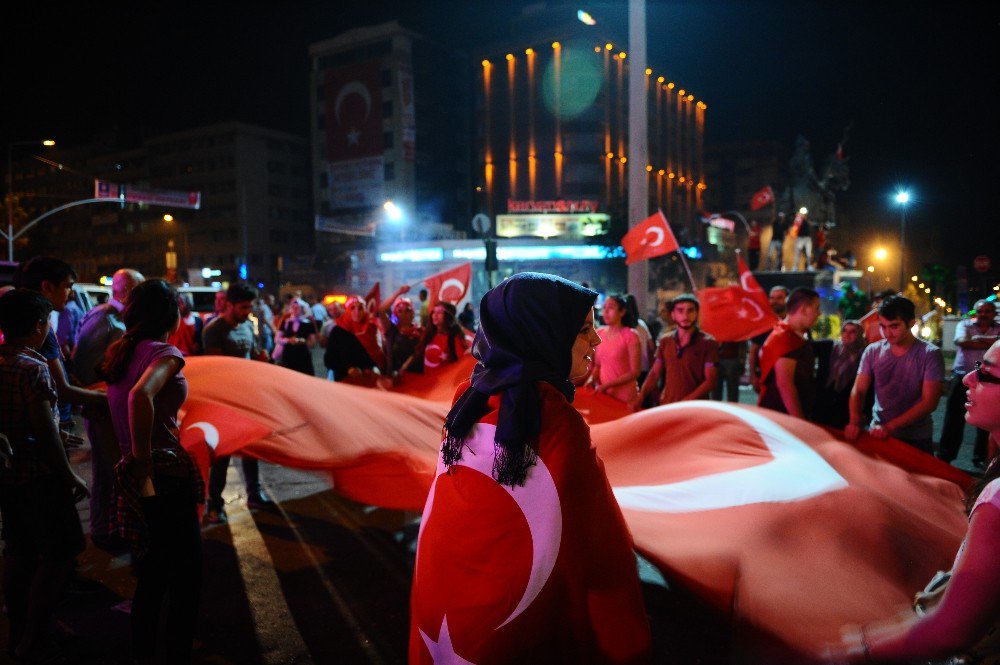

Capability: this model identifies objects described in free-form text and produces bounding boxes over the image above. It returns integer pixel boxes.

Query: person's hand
[750,375,761,393]
[844,422,862,442]
[398,284,411,295]
[869,424,889,440]
[66,472,90,503]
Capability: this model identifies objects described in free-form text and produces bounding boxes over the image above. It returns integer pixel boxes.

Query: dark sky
[5,1,998,274]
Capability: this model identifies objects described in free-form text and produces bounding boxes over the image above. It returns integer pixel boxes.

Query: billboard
[324,61,385,209]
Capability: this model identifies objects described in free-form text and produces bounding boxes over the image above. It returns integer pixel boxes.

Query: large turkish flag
[621,210,679,265]
[324,60,384,161]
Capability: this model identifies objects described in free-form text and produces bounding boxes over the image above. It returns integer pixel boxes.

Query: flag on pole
[421,263,472,310]
[749,185,774,211]
[697,254,778,342]
[859,308,883,343]
[621,210,679,265]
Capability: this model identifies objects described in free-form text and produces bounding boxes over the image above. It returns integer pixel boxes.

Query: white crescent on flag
[738,297,766,321]
[185,421,220,450]
[612,402,848,512]
[642,226,665,247]
[740,271,763,293]
[438,278,466,303]
[419,423,562,629]
[333,81,372,125]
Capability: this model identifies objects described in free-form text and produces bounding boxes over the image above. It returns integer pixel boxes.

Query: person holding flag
[410,273,650,663]
[757,288,822,418]
[834,340,1000,663]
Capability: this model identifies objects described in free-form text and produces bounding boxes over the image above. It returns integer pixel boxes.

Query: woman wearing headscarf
[323,295,385,382]
[410,273,651,664]
[814,319,866,427]
[276,298,317,376]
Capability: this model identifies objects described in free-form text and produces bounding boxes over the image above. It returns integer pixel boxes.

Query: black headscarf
[442,272,597,487]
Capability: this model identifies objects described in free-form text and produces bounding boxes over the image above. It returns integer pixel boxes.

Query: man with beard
[630,294,718,410]
[202,282,273,524]
[748,285,789,393]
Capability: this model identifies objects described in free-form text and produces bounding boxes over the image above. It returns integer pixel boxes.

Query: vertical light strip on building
[507,53,517,198]
[482,60,493,198]
[552,41,562,197]
[616,52,625,198]
[696,100,706,210]
[603,44,612,206]
[527,47,536,200]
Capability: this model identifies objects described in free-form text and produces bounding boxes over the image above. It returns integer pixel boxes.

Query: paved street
[0,372,984,663]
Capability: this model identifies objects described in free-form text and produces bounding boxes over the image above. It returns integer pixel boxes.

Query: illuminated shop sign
[496,213,610,239]
[506,199,600,213]
[379,245,625,264]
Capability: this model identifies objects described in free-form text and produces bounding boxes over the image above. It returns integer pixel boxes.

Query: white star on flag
[346,127,361,146]
[420,616,476,664]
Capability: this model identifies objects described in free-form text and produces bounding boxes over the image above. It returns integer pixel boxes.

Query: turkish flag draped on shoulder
[697,255,778,342]
[621,210,679,265]
[410,384,650,663]
[422,263,471,310]
[363,282,381,314]
[749,185,774,211]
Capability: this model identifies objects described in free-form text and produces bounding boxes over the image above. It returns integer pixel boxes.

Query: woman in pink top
[589,294,641,403]
[834,339,1000,662]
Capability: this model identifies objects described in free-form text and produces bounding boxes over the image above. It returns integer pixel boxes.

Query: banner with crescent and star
[324,60,385,209]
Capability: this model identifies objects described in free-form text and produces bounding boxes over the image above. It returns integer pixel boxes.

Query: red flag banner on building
[179,358,969,660]
[697,255,778,342]
[421,263,471,310]
[621,210,679,265]
[364,282,381,314]
[749,185,774,211]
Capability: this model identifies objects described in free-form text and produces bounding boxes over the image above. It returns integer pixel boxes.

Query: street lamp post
[894,190,910,292]
[5,139,56,262]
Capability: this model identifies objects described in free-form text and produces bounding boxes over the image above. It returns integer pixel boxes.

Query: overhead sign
[507,199,600,213]
[94,179,201,209]
[496,213,609,239]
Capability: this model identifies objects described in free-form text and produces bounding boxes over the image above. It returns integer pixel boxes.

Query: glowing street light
[577,9,597,25]
[383,200,403,223]
[163,214,174,222]
[874,247,888,261]
[894,188,912,290]
[867,265,875,273]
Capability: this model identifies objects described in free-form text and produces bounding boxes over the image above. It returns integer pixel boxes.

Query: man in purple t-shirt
[846,296,945,452]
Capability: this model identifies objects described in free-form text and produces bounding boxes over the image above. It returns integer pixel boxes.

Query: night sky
[5,1,998,275]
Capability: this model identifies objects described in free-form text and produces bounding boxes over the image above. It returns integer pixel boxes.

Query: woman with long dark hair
[101,279,203,664]
[589,294,642,403]
[409,273,650,663]
[835,339,1000,662]
[417,301,468,373]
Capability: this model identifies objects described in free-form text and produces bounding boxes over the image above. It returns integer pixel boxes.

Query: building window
[383,131,394,149]
[382,100,393,118]
[318,172,328,189]
[381,69,392,87]
[384,161,395,181]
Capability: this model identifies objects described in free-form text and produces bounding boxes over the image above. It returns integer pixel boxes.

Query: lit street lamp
[894,189,911,291]
[5,139,56,262]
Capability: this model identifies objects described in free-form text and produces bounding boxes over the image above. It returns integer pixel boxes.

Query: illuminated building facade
[475,37,706,247]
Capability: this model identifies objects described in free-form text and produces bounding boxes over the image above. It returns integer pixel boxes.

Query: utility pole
[626,0,649,313]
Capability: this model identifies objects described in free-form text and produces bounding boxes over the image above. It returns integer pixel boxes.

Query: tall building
[309,21,473,282]
[474,32,706,248]
[8,122,310,286]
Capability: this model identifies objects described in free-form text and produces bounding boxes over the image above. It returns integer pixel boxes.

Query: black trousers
[937,372,990,462]
[132,476,202,663]
[207,456,260,511]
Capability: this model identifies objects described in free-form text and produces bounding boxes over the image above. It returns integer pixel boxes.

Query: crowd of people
[0,254,996,662]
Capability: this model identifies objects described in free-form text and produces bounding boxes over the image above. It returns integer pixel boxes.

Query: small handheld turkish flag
[697,255,778,342]
[750,185,774,211]
[422,263,472,310]
[621,210,679,265]
[363,282,381,314]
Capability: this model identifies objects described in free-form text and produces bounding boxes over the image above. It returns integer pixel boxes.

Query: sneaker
[202,507,227,526]
[246,490,276,510]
